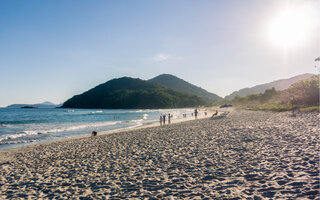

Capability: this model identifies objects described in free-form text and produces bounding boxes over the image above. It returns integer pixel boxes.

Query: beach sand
[0,110,319,199]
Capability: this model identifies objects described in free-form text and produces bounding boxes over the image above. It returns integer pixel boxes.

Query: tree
[287,75,319,106]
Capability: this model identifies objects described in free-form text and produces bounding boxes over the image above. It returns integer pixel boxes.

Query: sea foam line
[0,121,121,142]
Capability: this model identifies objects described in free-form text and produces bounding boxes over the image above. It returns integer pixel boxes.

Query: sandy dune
[0,110,319,199]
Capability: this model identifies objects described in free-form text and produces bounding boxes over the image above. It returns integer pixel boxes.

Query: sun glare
[268,6,314,47]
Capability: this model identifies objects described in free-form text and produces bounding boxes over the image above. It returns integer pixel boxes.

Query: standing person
[194,109,198,119]
[168,113,171,124]
[160,114,163,126]
[163,114,166,125]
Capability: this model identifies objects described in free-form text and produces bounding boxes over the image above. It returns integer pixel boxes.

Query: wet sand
[0,110,319,199]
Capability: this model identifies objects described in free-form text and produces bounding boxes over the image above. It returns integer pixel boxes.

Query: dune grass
[300,106,319,112]
[248,104,292,112]
[247,104,319,112]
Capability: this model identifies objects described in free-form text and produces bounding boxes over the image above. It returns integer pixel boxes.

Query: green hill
[224,73,314,100]
[149,74,223,102]
[62,77,208,109]
[220,75,319,112]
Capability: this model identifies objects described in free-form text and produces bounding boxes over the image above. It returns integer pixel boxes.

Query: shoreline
[0,107,219,155]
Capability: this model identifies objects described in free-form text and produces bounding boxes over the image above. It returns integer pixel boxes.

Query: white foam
[130,119,144,123]
[0,121,120,142]
[90,110,103,114]
[142,114,148,119]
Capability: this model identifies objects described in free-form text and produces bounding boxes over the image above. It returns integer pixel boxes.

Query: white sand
[0,109,319,199]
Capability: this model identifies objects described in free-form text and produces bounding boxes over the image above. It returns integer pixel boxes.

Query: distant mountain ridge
[224,73,314,100]
[62,77,208,109]
[7,101,60,108]
[149,74,223,102]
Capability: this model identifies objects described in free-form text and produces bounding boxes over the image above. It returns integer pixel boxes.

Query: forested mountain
[149,74,222,102]
[224,73,314,100]
[62,77,208,109]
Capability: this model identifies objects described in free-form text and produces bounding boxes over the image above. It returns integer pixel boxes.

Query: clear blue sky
[0,0,319,107]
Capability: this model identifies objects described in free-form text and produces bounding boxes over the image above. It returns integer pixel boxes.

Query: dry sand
[0,110,319,199]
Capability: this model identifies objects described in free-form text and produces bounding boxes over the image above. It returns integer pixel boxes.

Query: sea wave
[0,139,40,145]
[0,121,120,142]
[4,119,46,125]
[130,119,144,123]
[90,110,103,114]
[142,114,148,119]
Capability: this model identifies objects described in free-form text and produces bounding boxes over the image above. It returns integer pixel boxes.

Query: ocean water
[0,108,194,150]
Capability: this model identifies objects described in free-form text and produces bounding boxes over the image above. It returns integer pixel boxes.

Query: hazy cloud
[152,53,170,62]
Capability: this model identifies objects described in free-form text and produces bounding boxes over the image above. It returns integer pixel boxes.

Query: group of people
[160,108,203,126]
[159,113,172,125]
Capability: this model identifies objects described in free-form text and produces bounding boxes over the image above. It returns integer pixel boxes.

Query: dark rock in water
[21,106,37,109]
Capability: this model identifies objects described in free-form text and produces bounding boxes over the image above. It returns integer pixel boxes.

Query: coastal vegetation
[220,75,319,112]
[224,73,314,100]
[61,73,318,110]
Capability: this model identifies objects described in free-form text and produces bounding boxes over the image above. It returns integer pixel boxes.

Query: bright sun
[268,7,314,47]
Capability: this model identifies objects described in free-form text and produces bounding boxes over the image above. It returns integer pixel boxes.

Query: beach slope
[0,110,319,199]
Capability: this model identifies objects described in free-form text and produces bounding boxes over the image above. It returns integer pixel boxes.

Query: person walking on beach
[168,113,171,124]
[163,114,166,125]
[194,109,198,119]
[160,114,163,126]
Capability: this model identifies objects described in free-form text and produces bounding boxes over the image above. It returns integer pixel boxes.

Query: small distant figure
[92,131,98,136]
[168,113,171,124]
[211,110,218,118]
[204,112,207,116]
[194,109,198,119]
[1,122,5,127]
[160,114,163,126]
[163,114,166,125]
